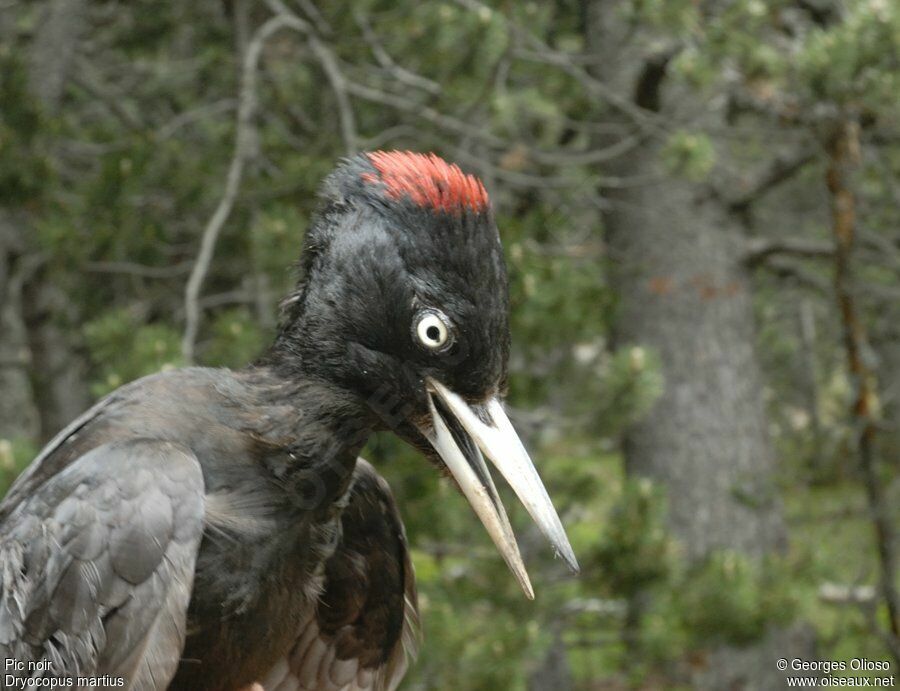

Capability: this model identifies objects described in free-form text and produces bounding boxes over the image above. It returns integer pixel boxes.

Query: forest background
[1,0,899,688]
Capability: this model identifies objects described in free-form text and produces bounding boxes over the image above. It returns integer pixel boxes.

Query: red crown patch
[362,151,489,214]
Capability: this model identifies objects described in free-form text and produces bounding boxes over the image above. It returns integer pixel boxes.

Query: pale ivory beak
[418,377,579,599]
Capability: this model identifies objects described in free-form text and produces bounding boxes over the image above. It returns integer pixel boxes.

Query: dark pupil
[426,325,441,342]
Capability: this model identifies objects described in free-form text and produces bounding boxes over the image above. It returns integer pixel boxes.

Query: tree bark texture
[22,280,91,439]
[583,2,805,687]
[583,0,787,571]
[0,0,92,442]
[28,0,87,115]
[604,141,787,559]
[0,215,41,441]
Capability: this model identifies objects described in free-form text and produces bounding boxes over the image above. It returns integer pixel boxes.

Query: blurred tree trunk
[0,215,41,441]
[16,0,91,440]
[602,138,787,560]
[0,8,39,441]
[22,280,91,438]
[28,0,87,109]
[527,631,573,691]
[583,3,807,687]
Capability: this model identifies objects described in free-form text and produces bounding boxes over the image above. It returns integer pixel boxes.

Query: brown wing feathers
[260,460,419,691]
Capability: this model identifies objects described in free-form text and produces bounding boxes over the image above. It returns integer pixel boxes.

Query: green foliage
[0,438,37,499]
[408,571,539,690]
[590,478,672,597]
[621,0,699,35]
[0,49,49,204]
[661,131,717,182]
[677,551,797,647]
[2,0,898,687]
[796,1,900,106]
[83,309,184,397]
[671,45,718,89]
[250,205,308,282]
[662,0,900,116]
[203,308,267,368]
[590,346,665,436]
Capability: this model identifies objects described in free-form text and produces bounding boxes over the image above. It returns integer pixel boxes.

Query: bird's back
[2,368,267,521]
[0,366,418,690]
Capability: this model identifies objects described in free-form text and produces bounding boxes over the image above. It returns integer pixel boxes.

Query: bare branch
[307,39,357,154]
[346,80,505,148]
[156,98,236,141]
[70,59,144,131]
[85,260,193,279]
[265,0,357,154]
[827,120,900,653]
[447,146,599,189]
[361,124,421,150]
[452,0,665,134]
[199,289,255,310]
[858,281,900,303]
[525,136,641,167]
[729,147,818,212]
[346,80,638,170]
[743,237,834,267]
[353,9,441,95]
[819,582,876,605]
[756,256,830,293]
[293,0,332,36]
[859,228,900,268]
[182,14,291,363]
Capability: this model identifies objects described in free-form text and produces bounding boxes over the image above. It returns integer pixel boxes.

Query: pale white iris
[416,311,450,349]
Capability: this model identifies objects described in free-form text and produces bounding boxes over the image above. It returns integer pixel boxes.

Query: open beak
[417,377,579,599]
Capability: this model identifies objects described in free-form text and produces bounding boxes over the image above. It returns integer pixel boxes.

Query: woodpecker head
[279,151,577,597]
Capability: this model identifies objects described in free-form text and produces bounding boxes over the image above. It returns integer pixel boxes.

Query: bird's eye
[414,310,452,351]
